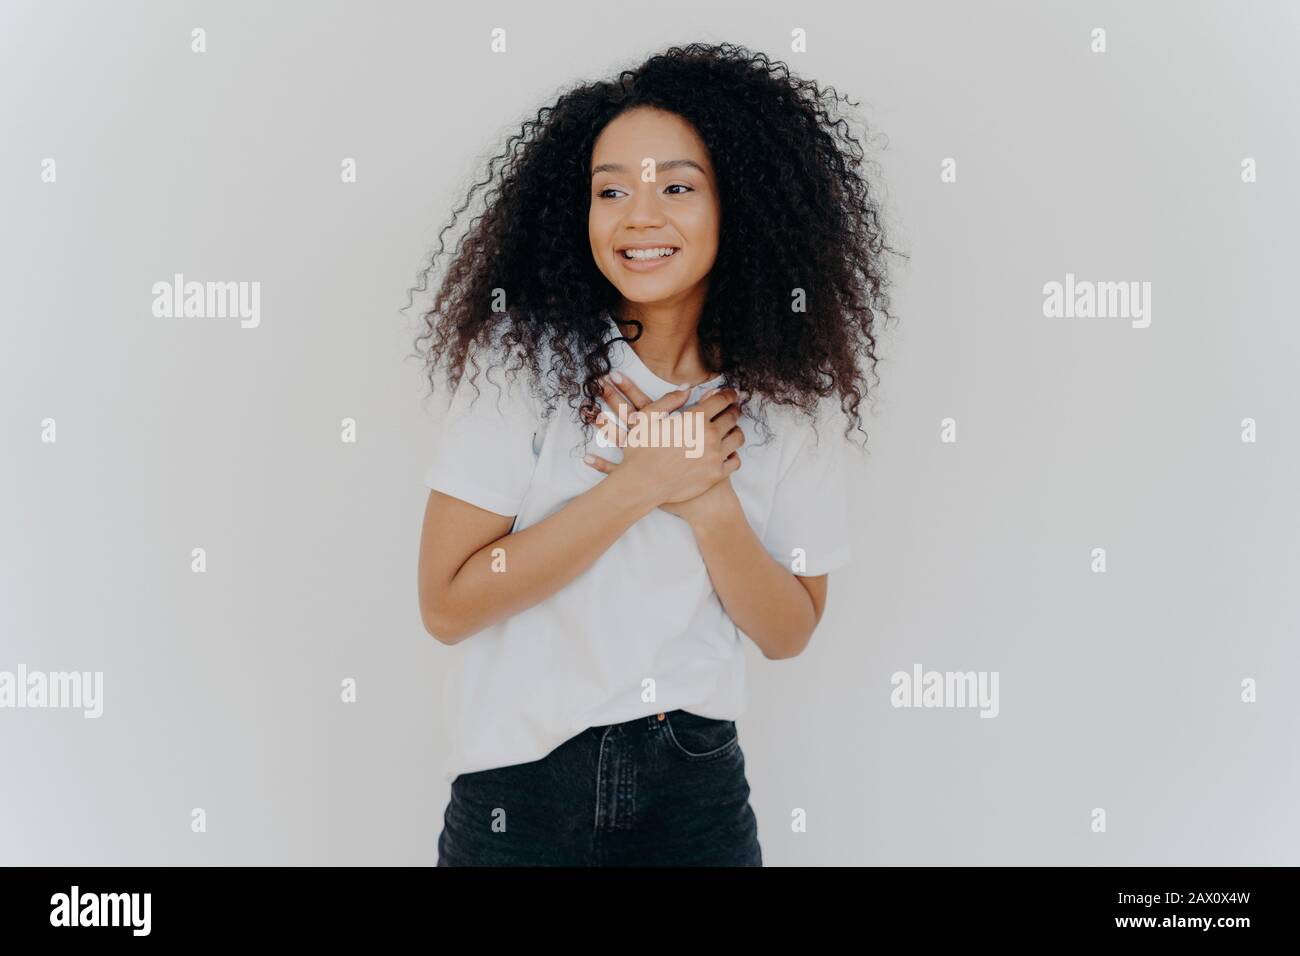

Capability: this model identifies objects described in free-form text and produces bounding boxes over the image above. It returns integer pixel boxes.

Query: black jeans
[436,710,762,866]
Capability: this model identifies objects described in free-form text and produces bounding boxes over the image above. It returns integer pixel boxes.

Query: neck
[614,292,718,387]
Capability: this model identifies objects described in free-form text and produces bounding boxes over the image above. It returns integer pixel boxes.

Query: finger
[597,377,637,421]
[720,426,746,456]
[694,387,740,420]
[582,451,616,473]
[699,385,740,402]
[644,385,693,415]
[723,451,742,474]
[607,369,653,410]
[593,410,627,443]
[710,406,742,434]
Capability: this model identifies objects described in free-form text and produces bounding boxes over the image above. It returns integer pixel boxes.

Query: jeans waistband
[589,710,673,735]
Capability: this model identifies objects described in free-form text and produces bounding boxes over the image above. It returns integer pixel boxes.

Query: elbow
[420,593,467,646]
[423,616,465,647]
[419,560,468,643]
[423,617,460,646]
[763,629,814,661]
[420,585,492,646]
[766,604,826,659]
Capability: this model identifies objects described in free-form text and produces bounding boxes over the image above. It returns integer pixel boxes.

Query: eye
[597,187,626,200]
[665,184,693,195]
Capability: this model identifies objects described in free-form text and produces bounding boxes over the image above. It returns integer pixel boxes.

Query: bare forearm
[689,492,818,659]
[439,470,657,641]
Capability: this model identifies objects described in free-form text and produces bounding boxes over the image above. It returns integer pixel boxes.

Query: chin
[617,286,682,304]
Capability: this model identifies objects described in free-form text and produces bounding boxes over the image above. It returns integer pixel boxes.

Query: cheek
[588,203,608,239]
[683,213,719,270]
[588,216,611,265]
[681,206,719,252]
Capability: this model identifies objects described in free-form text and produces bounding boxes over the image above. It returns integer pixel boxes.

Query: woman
[414,42,897,866]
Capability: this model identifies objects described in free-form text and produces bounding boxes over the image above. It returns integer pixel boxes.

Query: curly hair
[410,41,903,448]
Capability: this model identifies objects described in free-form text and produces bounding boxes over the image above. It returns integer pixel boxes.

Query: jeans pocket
[663,710,740,761]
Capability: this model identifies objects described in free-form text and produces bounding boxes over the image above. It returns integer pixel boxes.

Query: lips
[617,247,679,272]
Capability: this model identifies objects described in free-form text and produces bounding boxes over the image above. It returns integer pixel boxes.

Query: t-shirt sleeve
[422,354,543,517]
[760,415,857,576]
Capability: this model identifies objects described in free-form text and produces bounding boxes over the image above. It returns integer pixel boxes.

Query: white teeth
[622,247,677,260]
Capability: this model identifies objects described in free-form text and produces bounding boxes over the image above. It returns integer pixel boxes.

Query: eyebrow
[591,159,707,177]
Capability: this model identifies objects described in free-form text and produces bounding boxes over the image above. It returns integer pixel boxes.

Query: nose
[623,183,666,228]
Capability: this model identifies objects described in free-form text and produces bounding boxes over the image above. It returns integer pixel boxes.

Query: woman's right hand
[587,376,745,507]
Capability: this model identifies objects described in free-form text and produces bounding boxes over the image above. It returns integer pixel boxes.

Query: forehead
[590,107,712,170]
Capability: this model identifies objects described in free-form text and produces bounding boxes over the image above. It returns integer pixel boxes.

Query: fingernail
[583,454,595,464]
[610,370,625,384]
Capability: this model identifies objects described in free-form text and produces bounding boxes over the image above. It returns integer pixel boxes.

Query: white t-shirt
[423,314,855,781]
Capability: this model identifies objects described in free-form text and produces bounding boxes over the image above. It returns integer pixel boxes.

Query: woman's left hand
[584,371,744,527]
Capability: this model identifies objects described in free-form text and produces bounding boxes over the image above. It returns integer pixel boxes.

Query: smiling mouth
[620,247,679,260]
